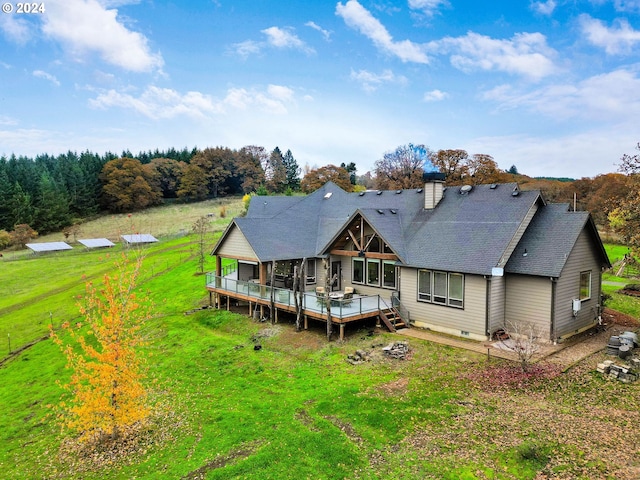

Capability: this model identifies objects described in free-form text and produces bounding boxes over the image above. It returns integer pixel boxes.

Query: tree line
[0,145,301,243]
[1,142,638,255]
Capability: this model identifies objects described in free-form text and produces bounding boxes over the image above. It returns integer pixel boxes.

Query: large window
[579,271,591,300]
[306,259,316,285]
[418,270,465,308]
[383,261,397,289]
[353,258,364,284]
[367,259,380,286]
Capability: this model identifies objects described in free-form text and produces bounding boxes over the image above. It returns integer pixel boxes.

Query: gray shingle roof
[214,181,606,276]
[505,203,609,277]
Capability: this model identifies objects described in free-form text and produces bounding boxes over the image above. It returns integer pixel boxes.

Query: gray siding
[217,226,258,260]
[505,275,552,338]
[401,268,487,339]
[554,229,602,339]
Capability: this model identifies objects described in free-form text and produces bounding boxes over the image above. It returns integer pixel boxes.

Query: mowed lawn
[1,228,640,478]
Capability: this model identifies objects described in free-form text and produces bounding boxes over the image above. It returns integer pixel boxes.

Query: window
[383,261,397,289]
[306,259,316,285]
[418,270,431,301]
[417,270,464,309]
[367,259,380,286]
[448,273,464,307]
[352,258,364,284]
[579,271,591,300]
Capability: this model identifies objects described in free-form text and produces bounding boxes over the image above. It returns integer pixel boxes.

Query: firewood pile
[382,341,410,360]
[597,359,639,383]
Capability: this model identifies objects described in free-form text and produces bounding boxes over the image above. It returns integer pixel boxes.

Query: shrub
[219,205,227,218]
[0,230,11,249]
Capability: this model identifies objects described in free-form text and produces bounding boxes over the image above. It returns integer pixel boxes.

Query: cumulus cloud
[261,26,315,54]
[483,68,640,121]
[89,84,298,118]
[429,31,557,80]
[223,85,296,114]
[423,89,448,101]
[90,86,220,118]
[579,14,640,55]
[350,69,407,92]
[305,21,332,41]
[33,70,61,86]
[530,0,556,15]
[42,0,164,73]
[336,0,430,64]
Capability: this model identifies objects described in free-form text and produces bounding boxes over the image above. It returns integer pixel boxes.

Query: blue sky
[1,0,639,178]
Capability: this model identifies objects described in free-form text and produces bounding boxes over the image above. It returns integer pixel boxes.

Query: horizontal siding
[217,226,258,260]
[555,229,602,338]
[401,268,487,337]
[505,275,552,339]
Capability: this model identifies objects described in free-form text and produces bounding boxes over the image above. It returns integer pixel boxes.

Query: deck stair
[378,306,408,332]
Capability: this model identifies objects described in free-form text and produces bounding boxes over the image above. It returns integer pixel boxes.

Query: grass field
[1,209,640,479]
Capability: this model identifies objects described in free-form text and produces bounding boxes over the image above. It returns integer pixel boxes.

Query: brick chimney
[423,172,445,209]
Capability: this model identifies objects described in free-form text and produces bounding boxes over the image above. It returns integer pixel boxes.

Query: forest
[1,143,638,253]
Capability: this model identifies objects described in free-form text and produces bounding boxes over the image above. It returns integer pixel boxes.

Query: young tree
[192,216,212,274]
[50,254,151,444]
[499,320,544,372]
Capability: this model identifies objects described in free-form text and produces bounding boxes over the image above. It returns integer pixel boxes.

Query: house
[208,177,610,342]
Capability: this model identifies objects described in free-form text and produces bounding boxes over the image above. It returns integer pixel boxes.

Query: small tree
[192,216,212,274]
[10,223,38,248]
[50,254,151,444]
[499,320,544,372]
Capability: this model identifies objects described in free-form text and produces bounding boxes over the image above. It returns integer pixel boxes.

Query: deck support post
[304,315,308,330]
[339,323,345,341]
[248,301,252,317]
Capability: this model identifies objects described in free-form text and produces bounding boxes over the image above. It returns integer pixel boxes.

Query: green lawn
[1,234,640,479]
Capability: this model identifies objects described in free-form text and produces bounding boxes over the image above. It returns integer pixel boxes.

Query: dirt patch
[603,307,640,327]
[324,416,364,444]
[181,440,264,479]
[377,377,410,395]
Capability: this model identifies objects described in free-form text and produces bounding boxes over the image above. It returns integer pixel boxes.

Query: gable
[214,222,258,261]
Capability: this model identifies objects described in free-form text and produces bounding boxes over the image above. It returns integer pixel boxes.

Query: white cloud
[430,31,557,80]
[89,84,298,118]
[423,89,448,101]
[89,86,221,118]
[42,0,164,73]
[579,14,640,55]
[0,116,18,126]
[530,0,556,15]
[336,0,430,64]
[483,68,640,121]
[33,70,61,86]
[261,26,315,54]
[0,14,32,44]
[231,40,263,59]
[305,21,332,41]
[408,0,449,16]
[223,85,296,114]
[593,0,640,13]
[350,69,408,92]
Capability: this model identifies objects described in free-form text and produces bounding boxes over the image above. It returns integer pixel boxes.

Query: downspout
[485,276,491,338]
[550,277,557,343]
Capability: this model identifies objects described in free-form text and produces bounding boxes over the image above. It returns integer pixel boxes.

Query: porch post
[215,255,222,276]
[339,323,345,341]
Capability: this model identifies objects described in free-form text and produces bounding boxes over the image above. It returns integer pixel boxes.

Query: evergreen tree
[283,149,300,191]
[34,172,71,234]
[266,147,286,193]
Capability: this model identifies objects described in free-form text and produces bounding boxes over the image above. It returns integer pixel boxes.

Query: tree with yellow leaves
[51,254,151,444]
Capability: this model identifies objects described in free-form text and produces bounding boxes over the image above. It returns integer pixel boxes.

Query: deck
[205,273,396,338]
